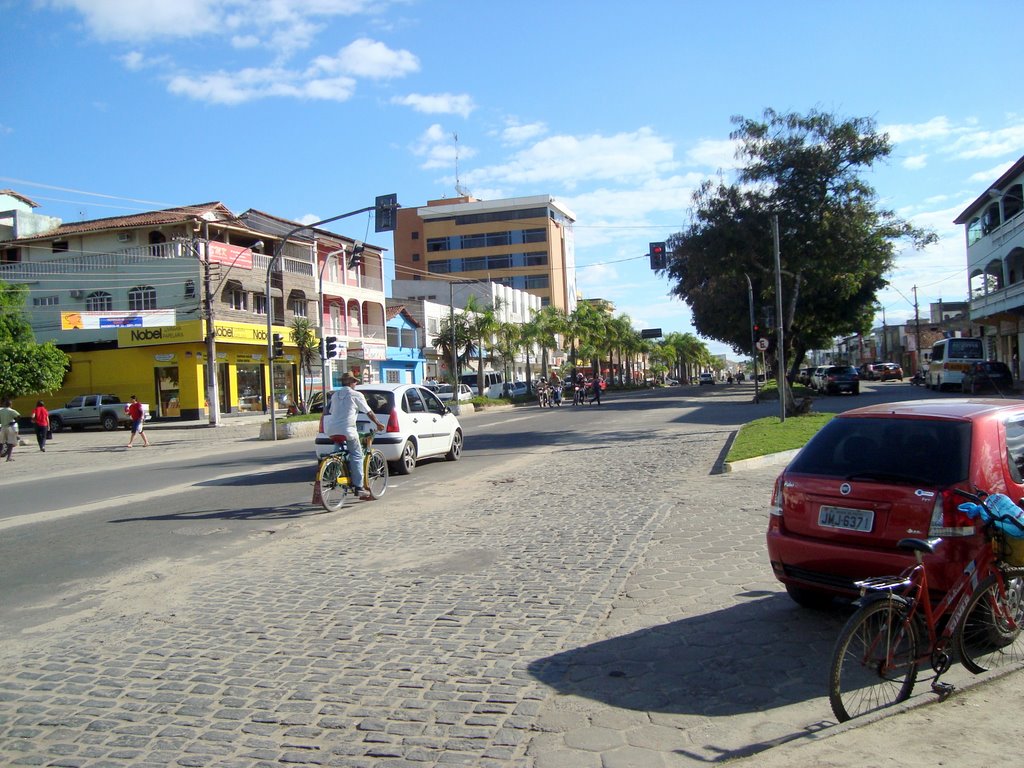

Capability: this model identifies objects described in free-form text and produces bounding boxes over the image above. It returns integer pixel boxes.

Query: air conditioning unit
[117,232,134,243]
[70,289,84,299]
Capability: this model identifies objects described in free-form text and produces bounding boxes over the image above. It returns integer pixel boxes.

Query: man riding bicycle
[324,371,385,500]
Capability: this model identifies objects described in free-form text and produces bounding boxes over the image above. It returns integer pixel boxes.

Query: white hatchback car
[315,383,464,474]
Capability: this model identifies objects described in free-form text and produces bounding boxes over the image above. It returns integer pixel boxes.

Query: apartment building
[0,191,385,419]
[392,195,578,314]
[955,154,1024,373]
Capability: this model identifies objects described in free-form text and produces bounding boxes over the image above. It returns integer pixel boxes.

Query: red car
[767,399,1024,608]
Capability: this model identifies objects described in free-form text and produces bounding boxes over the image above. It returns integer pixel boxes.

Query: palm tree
[464,295,503,395]
[432,311,475,384]
[533,305,567,381]
[289,317,319,412]
[492,321,521,387]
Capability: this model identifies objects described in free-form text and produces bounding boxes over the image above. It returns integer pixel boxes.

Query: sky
[3,0,1023,360]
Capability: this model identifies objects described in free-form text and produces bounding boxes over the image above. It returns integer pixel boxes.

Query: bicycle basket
[993,533,1024,567]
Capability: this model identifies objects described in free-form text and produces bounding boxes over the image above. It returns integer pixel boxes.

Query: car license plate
[818,505,874,532]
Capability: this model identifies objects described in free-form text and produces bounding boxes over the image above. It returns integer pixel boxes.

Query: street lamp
[197,230,263,427]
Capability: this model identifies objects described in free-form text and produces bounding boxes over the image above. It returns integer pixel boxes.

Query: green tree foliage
[432,311,476,384]
[289,317,318,411]
[0,281,70,399]
[663,108,935,380]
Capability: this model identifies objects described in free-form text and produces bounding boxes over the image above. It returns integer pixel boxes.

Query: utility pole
[772,215,785,423]
[917,286,925,376]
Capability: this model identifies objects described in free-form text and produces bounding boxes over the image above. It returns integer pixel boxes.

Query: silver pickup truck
[48,394,149,432]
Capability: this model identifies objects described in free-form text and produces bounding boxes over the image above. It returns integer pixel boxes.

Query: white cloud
[685,138,740,170]
[946,123,1024,160]
[881,116,960,144]
[500,120,547,145]
[410,124,477,171]
[461,128,677,190]
[312,38,419,79]
[120,51,145,71]
[968,160,1017,184]
[167,67,356,105]
[392,93,475,118]
[902,154,928,170]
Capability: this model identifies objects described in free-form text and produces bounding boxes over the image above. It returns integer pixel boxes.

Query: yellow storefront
[15,320,299,421]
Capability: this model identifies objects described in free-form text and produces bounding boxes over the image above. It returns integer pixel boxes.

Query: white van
[461,371,504,398]
[927,337,985,391]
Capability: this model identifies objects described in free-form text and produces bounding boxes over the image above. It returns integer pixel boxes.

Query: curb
[722,447,800,473]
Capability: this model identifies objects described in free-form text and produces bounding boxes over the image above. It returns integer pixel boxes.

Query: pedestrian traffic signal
[272,333,284,358]
[322,335,339,360]
[649,242,667,270]
[347,242,364,270]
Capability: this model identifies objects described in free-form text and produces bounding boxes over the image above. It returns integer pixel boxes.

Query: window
[1006,419,1024,483]
[386,369,401,383]
[411,231,420,240]
[412,253,420,262]
[525,274,549,289]
[128,285,156,310]
[52,241,69,253]
[184,279,196,299]
[968,217,983,245]
[522,228,547,244]
[33,295,59,306]
[86,291,112,311]
[254,293,267,315]
[224,281,247,311]
[290,292,307,317]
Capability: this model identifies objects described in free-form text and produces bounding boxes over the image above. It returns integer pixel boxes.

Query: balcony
[0,241,192,282]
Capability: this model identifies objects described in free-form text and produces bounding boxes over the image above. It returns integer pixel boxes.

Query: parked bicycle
[315,430,389,512]
[829,488,1024,722]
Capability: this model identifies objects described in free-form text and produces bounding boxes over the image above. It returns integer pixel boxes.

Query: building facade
[0,192,386,419]
[955,154,1024,374]
[392,195,578,314]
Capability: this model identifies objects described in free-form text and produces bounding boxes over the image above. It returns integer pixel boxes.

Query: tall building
[392,195,578,313]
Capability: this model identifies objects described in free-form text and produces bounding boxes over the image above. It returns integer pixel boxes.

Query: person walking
[589,376,603,405]
[0,398,20,462]
[125,394,149,447]
[30,400,49,452]
[324,372,385,500]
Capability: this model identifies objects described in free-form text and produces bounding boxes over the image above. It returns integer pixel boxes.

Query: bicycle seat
[897,537,942,554]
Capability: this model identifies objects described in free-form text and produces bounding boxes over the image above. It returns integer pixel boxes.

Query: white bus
[461,371,505,398]
[927,337,985,391]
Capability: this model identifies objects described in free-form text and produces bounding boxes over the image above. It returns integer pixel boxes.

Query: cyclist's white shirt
[325,387,372,436]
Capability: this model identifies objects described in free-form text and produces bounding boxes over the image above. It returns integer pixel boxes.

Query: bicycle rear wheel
[317,456,351,512]
[365,449,389,499]
[958,574,1024,674]
[829,597,919,722]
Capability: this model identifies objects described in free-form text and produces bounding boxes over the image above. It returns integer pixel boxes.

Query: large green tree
[663,108,935,384]
[0,281,70,399]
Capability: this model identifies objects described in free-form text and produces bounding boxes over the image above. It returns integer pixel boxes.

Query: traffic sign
[756,337,769,351]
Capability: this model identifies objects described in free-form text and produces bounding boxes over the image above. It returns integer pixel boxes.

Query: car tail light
[768,474,785,531]
[385,408,400,433]
[318,414,325,433]
[928,489,978,537]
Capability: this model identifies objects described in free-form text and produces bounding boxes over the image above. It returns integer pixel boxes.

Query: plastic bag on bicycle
[958,493,1024,538]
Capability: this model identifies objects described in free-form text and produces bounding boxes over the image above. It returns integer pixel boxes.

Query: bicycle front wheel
[317,456,350,512]
[958,573,1024,674]
[365,449,389,499]
[829,597,919,722]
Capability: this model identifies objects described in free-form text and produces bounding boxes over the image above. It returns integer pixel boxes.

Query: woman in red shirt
[31,400,49,452]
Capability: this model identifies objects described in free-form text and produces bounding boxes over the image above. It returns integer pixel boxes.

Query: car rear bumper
[315,434,404,462]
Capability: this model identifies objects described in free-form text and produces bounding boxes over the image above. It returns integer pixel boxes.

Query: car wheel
[786,585,835,610]
[101,414,119,431]
[394,439,417,475]
[49,415,65,433]
[445,429,463,462]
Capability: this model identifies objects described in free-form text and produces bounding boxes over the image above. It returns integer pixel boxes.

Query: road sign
[756,337,769,351]
[640,328,662,339]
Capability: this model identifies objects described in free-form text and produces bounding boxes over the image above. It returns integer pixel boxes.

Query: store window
[155,366,180,418]
[272,362,296,410]
[236,365,264,412]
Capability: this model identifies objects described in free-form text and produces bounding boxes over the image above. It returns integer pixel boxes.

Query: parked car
[433,383,474,403]
[314,383,463,474]
[48,394,149,432]
[857,363,880,381]
[810,365,830,392]
[698,372,715,386]
[766,399,1024,608]
[797,367,814,386]
[503,381,529,398]
[876,362,904,381]
[815,365,860,395]
[961,361,1014,394]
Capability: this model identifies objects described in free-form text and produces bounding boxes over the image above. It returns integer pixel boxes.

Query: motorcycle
[910,370,926,386]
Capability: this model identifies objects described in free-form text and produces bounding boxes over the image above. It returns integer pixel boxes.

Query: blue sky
[3,0,1023,358]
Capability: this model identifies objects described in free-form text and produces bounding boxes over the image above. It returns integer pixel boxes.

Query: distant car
[816,365,860,395]
[798,367,814,386]
[433,383,474,403]
[961,361,1014,394]
[503,381,529,398]
[315,383,463,474]
[665,378,679,386]
[767,399,1024,607]
[810,365,830,392]
[698,372,715,386]
[876,362,904,381]
[857,363,880,381]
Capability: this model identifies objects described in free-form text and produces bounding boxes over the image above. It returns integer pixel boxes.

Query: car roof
[355,383,420,392]
[836,398,1024,422]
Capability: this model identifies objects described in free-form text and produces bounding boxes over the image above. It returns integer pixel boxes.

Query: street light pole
[265,205,375,441]
[319,246,346,407]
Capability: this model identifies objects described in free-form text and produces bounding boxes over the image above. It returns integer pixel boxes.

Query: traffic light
[272,333,284,358]
[752,322,761,337]
[322,335,338,360]
[347,242,364,270]
[375,193,398,232]
[649,242,667,270]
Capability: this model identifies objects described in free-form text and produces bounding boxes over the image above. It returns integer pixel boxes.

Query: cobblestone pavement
[1,391,1018,767]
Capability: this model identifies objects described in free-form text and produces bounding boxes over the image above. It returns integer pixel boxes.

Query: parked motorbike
[910,370,926,386]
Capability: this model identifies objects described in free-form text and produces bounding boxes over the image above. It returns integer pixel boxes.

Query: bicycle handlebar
[954,487,1024,536]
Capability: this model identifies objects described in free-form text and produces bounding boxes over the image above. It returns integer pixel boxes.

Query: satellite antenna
[453,132,469,197]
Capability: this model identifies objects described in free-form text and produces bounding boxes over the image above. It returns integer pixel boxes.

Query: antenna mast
[453,132,468,197]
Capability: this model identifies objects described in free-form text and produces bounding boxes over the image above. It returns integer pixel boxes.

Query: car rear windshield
[788,416,971,486]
